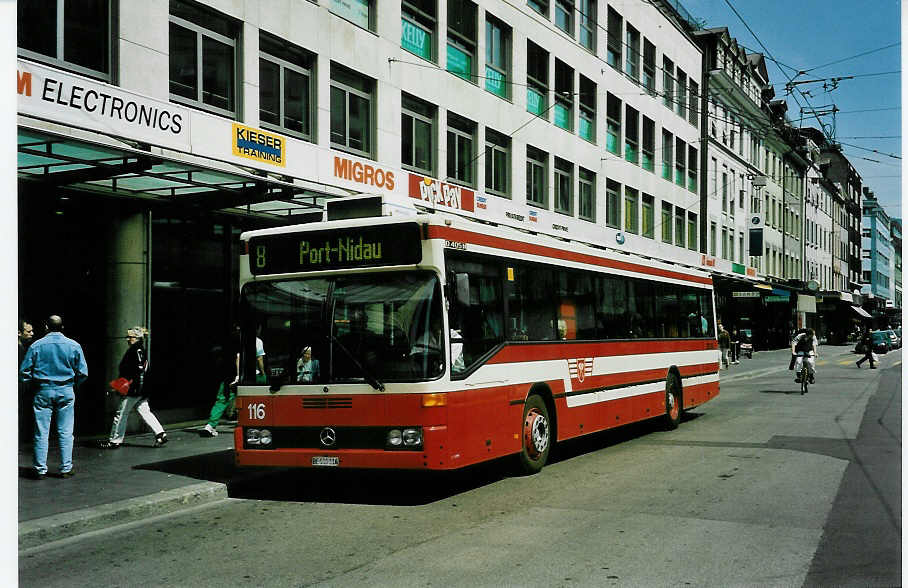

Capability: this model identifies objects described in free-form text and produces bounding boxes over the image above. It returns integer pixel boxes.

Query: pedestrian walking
[855,329,877,369]
[200,324,243,437]
[717,323,730,369]
[100,326,168,448]
[18,318,36,442]
[730,328,740,364]
[18,315,88,479]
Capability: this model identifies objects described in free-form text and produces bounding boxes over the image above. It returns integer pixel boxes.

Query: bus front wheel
[517,394,551,475]
[663,373,682,430]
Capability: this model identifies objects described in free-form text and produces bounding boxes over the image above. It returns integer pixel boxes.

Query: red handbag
[109,377,132,396]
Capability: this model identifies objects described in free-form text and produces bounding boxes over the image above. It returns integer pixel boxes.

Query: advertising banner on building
[17,59,192,150]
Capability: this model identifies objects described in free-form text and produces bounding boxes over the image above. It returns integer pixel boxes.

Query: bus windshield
[240,271,444,386]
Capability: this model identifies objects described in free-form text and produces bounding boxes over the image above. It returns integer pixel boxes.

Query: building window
[606,179,620,228]
[676,69,687,118]
[688,212,697,250]
[526,41,548,117]
[329,0,373,29]
[721,227,728,259]
[606,93,621,155]
[555,0,574,37]
[661,129,673,180]
[689,80,699,127]
[579,75,596,143]
[642,193,654,238]
[330,65,374,157]
[642,38,656,96]
[402,0,436,61]
[739,232,744,263]
[18,0,112,81]
[674,206,685,247]
[606,7,622,70]
[554,157,573,215]
[722,171,728,212]
[447,112,476,186]
[554,60,573,131]
[662,56,674,109]
[641,116,655,172]
[710,222,717,256]
[624,105,639,164]
[674,139,686,186]
[661,201,672,243]
[624,186,639,234]
[579,168,595,221]
[578,0,596,51]
[447,0,477,83]
[169,1,238,117]
[526,146,548,207]
[402,93,435,175]
[485,15,510,99]
[260,33,313,140]
[528,0,548,17]
[485,128,510,197]
[687,146,697,192]
[625,24,640,81]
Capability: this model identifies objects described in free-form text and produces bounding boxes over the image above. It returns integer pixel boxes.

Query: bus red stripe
[428,225,712,286]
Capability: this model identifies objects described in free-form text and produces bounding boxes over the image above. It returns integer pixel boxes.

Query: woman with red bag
[100,327,168,449]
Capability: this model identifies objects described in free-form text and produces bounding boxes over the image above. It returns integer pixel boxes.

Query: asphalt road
[19,346,901,587]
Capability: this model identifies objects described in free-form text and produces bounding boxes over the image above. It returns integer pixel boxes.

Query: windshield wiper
[329,333,386,392]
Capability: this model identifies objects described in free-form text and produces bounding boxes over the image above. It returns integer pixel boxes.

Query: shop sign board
[17,59,191,150]
[232,123,285,167]
[408,173,475,212]
[766,295,788,303]
[732,291,760,298]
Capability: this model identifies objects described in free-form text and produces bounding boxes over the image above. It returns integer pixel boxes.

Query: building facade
[862,190,893,302]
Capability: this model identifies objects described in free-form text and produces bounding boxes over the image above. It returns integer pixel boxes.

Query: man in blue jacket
[19,315,88,479]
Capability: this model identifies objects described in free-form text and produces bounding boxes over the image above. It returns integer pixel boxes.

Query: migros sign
[333,156,396,190]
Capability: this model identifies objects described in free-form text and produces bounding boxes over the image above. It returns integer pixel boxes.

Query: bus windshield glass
[241,271,444,385]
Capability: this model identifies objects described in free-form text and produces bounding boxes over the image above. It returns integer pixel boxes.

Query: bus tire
[663,373,682,431]
[517,394,552,475]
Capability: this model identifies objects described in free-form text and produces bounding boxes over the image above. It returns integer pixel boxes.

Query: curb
[19,481,228,550]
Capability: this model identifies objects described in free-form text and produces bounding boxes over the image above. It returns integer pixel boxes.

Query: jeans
[109,396,164,443]
[33,385,75,475]
[794,355,816,379]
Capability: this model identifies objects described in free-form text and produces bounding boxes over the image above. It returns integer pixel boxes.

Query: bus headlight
[387,427,422,449]
[402,428,422,446]
[246,428,272,447]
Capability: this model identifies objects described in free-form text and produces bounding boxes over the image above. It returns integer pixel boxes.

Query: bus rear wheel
[517,394,551,475]
[663,373,682,430]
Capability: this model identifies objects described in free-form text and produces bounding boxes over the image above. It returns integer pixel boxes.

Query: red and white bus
[234,201,719,473]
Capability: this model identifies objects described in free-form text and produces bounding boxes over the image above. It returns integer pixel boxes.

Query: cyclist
[791,328,818,385]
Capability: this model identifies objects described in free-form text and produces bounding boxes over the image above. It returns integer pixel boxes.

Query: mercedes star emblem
[319,427,337,447]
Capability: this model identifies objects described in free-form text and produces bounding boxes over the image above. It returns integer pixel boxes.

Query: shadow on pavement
[133,450,236,484]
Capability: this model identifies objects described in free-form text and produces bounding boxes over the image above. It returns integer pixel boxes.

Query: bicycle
[793,351,812,395]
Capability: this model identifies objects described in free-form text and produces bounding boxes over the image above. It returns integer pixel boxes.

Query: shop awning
[851,306,872,318]
[754,283,773,290]
[17,126,345,218]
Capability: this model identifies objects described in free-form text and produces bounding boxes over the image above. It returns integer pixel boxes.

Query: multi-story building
[892,218,902,310]
[16,0,712,433]
[862,189,893,302]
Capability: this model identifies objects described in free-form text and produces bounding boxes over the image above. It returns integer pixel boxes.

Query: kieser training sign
[17,59,191,150]
[232,123,286,167]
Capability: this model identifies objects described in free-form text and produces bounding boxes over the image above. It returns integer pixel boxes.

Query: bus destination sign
[248,223,422,274]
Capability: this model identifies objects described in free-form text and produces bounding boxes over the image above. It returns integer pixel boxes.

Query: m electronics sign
[248,223,423,275]
[17,60,191,150]
[408,173,475,212]
[232,124,286,167]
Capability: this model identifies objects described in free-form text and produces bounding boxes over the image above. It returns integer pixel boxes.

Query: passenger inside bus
[296,346,320,383]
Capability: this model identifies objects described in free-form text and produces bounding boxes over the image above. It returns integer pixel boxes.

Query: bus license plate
[312,456,339,467]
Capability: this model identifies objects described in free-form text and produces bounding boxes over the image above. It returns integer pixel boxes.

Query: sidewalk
[17,344,873,550]
[18,420,239,550]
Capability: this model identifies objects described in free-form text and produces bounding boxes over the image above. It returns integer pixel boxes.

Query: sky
[680,0,902,219]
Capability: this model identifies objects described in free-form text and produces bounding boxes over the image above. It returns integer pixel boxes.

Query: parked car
[885,329,900,349]
[871,331,892,354]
